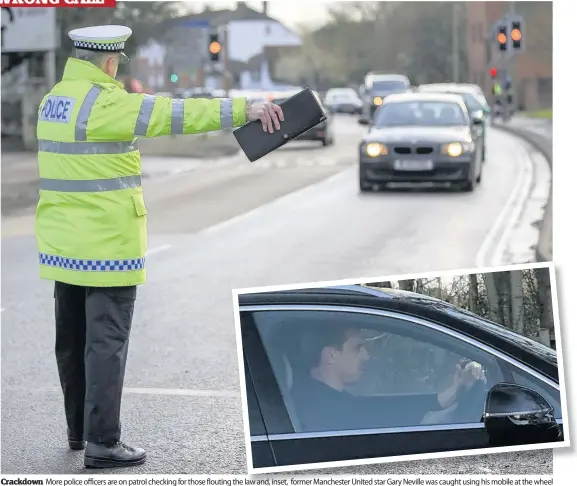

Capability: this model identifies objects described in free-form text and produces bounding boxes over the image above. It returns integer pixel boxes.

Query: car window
[451,92,483,112]
[327,89,358,100]
[374,101,467,127]
[370,80,408,91]
[251,309,506,434]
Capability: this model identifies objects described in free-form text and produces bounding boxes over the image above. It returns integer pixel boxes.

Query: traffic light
[510,20,522,49]
[169,73,179,84]
[489,67,497,78]
[496,25,508,51]
[209,33,221,62]
[492,83,502,95]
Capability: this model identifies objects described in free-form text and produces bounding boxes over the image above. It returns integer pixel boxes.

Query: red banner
[0,0,116,7]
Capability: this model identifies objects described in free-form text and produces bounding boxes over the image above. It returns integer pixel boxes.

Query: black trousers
[54,282,137,444]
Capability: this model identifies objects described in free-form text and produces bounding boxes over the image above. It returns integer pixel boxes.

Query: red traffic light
[489,67,497,78]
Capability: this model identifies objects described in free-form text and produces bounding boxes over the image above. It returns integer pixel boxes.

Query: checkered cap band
[74,40,125,51]
[40,253,145,272]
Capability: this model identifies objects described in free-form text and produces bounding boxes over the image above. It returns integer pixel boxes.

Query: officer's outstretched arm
[104,91,247,139]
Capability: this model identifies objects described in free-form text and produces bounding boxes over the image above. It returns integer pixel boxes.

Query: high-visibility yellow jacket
[35,58,247,287]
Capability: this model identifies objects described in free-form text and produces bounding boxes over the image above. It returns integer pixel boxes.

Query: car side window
[251,309,506,434]
[506,365,562,419]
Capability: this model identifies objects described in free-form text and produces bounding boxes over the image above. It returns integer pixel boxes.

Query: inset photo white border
[232,262,570,474]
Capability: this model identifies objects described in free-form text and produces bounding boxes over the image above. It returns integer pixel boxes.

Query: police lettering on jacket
[39,96,76,124]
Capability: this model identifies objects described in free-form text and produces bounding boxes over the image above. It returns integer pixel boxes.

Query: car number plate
[394,160,434,171]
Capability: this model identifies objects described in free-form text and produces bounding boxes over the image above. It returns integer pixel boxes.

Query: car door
[243,359,277,469]
[240,305,561,469]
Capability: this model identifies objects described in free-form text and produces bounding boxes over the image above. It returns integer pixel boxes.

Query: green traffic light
[170,74,179,83]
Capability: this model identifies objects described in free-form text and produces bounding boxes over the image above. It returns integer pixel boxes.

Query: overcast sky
[180,1,333,28]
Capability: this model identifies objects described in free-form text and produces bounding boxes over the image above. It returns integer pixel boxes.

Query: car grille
[393,146,435,155]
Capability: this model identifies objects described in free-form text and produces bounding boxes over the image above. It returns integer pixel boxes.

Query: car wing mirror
[483,383,561,446]
[471,113,484,125]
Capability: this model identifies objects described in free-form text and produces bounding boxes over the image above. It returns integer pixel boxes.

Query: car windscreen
[374,101,467,127]
[327,90,358,100]
[452,92,483,112]
[370,80,407,92]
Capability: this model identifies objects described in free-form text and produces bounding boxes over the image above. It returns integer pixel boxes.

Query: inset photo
[233,262,569,474]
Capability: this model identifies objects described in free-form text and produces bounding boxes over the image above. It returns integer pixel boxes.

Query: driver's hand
[453,361,486,390]
[246,101,284,133]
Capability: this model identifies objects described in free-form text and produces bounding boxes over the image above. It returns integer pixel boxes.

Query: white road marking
[5,385,240,398]
[145,244,172,256]
[489,148,535,266]
[475,138,533,268]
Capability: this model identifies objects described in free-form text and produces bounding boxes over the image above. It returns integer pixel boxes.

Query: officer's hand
[247,101,284,133]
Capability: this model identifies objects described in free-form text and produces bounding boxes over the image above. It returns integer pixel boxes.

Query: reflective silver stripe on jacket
[39,175,142,192]
[134,94,156,136]
[38,140,138,154]
[75,85,103,141]
[171,99,185,135]
[220,99,233,129]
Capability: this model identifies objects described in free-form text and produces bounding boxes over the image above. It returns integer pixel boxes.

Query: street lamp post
[452,2,460,82]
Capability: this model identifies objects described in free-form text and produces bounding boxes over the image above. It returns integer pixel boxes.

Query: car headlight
[373,97,382,106]
[365,143,388,157]
[441,142,474,157]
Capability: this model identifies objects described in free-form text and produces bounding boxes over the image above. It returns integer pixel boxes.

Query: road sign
[1,7,57,52]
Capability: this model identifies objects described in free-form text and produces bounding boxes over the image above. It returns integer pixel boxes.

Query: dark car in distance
[239,285,564,470]
[358,92,484,192]
[359,74,411,124]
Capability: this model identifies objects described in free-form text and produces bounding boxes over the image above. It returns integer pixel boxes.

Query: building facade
[133,3,301,93]
[466,1,552,110]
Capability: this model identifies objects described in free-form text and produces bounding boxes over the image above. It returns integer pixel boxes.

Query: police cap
[69,25,132,64]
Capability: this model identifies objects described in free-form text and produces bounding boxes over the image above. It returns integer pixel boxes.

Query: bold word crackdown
[0,0,116,7]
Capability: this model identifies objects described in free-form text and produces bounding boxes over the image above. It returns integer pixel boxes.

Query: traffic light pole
[222,25,230,96]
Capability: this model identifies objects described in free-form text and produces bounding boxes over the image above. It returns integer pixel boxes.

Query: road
[1,115,553,474]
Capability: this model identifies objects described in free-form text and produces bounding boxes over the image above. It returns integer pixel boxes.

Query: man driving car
[291,325,486,432]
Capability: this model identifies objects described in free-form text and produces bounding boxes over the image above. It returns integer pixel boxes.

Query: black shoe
[84,441,146,468]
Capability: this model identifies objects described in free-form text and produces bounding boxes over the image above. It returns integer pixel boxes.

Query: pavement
[507,115,552,140]
[1,115,554,474]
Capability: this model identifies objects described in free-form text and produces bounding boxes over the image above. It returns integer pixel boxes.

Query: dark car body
[358,92,484,192]
[271,90,334,146]
[360,74,411,124]
[238,285,564,471]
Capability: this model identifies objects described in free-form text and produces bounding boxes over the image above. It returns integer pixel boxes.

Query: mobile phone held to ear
[233,88,327,162]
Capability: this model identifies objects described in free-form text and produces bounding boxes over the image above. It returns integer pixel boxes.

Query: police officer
[35,25,283,469]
